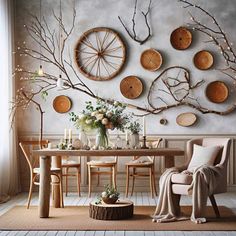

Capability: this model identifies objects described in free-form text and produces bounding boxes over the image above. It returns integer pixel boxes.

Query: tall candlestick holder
[141,135,148,149]
[64,138,69,144]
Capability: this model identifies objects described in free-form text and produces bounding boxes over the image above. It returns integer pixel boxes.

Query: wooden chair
[87,156,117,197]
[19,140,64,209]
[61,156,81,196]
[125,138,162,198]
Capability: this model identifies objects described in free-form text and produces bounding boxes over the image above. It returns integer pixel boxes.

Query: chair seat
[172,184,191,195]
[171,173,193,185]
[62,160,80,167]
[87,160,116,166]
[126,160,153,167]
[33,167,61,174]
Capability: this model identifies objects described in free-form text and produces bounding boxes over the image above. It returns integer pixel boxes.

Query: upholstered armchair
[171,138,231,218]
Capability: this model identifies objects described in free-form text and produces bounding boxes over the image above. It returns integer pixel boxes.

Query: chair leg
[110,167,112,186]
[88,165,92,198]
[209,195,220,218]
[27,174,35,209]
[131,168,135,197]
[77,167,81,197]
[125,166,129,198]
[152,166,157,196]
[114,164,117,189]
[112,166,116,189]
[149,167,154,198]
[65,167,69,196]
[97,168,100,186]
[59,173,64,208]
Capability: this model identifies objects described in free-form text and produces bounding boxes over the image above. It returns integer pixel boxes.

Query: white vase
[130,133,140,148]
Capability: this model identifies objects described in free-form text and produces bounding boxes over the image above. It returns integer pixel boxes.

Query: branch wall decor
[118,0,152,45]
[13,1,236,124]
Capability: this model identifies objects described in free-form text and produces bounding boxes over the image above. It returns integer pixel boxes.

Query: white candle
[68,129,72,142]
[64,128,67,140]
[143,116,146,136]
[125,130,128,141]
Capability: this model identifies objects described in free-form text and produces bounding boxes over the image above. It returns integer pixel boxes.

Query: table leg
[39,156,51,218]
[165,155,174,168]
[51,155,62,208]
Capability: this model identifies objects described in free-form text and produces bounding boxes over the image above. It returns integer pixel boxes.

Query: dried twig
[118,0,152,45]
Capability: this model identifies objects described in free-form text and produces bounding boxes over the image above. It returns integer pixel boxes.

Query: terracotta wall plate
[140,49,163,71]
[53,95,72,113]
[176,112,197,127]
[170,27,192,50]
[120,76,143,99]
[205,81,229,103]
[193,50,214,70]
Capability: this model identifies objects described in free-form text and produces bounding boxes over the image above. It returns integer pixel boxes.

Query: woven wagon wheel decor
[75,27,126,81]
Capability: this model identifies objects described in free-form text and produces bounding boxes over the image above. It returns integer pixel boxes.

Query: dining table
[32,148,185,218]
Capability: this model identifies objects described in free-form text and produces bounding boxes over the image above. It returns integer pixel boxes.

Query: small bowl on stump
[102,197,118,204]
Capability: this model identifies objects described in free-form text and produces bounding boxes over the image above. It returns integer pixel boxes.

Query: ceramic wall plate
[193,50,214,70]
[170,27,192,50]
[53,95,72,113]
[120,76,143,99]
[140,49,163,71]
[176,112,197,127]
[205,81,229,103]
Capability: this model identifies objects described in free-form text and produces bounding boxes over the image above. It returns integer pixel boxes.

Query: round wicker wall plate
[176,112,197,127]
[205,81,229,103]
[193,50,214,70]
[75,27,126,81]
[140,49,163,71]
[53,95,72,113]
[170,27,192,50]
[120,76,143,99]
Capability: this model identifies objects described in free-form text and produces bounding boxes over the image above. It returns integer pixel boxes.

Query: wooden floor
[0,191,236,236]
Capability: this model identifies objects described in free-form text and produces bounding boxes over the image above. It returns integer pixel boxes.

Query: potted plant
[96,184,120,204]
[126,121,141,148]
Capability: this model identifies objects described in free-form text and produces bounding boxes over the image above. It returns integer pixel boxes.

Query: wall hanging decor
[205,81,229,103]
[160,118,168,125]
[53,95,72,113]
[193,50,214,70]
[140,49,163,71]
[120,76,143,99]
[75,27,126,81]
[170,27,192,50]
[176,112,197,127]
[118,0,152,45]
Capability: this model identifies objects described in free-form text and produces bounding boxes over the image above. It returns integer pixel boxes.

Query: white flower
[101,191,107,198]
[78,114,85,119]
[113,101,119,107]
[96,113,104,120]
[102,118,109,125]
[106,111,113,118]
[91,111,98,116]
[85,119,92,124]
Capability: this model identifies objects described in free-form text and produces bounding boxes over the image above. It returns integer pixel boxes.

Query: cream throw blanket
[152,165,223,224]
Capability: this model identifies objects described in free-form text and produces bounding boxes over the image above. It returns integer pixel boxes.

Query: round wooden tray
[205,81,229,103]
[120,76,143,99]
[193,50,214,70]
[53,95,72,113]
[89,200,133,220]
[170,27,192,50]
[176,112,197,127]
[140,49,163,71]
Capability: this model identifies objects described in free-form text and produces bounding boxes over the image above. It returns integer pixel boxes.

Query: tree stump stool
[89,200,133,220]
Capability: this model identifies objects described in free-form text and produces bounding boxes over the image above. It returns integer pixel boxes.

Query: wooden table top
[32,148,184,157]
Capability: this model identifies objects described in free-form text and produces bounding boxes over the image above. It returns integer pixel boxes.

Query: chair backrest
[19,140,49,174]
[186,137,231,193]
[134,138,162,162]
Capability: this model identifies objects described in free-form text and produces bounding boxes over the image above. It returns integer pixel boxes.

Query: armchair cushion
[187,144,221,172]
[171,173,193,185]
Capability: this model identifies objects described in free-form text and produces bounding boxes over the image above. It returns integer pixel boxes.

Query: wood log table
[89,200,133,220]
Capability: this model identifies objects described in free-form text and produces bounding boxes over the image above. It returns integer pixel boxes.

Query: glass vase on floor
[95,126,109,149]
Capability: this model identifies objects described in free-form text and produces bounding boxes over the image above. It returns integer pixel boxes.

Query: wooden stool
[89,200,133,220]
